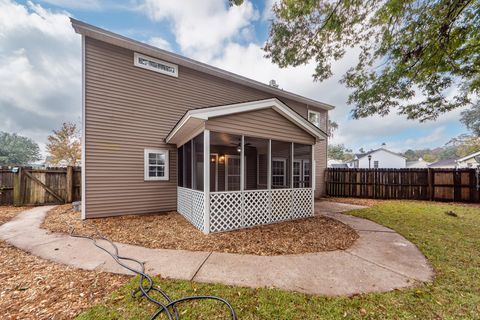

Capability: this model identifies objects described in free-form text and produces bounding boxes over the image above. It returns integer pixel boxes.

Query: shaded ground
[42,205,359,256]
[78,201,480,319]
[0,206,128,320]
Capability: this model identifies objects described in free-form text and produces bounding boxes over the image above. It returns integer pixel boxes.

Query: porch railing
[177,187,205,231]
[209,188,313,233]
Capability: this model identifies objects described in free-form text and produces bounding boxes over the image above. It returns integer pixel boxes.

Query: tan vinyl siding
[206,108,315,145]
[84,37,328,217]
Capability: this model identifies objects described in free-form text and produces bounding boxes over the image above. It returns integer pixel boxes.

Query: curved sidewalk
[0,203,433,296]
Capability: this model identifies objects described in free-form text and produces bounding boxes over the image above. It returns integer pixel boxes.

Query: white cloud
[138,0,259,61]
[0,0,80,158]
[262,0,279,21]
[38,0,101,10]
[147,36,172,51]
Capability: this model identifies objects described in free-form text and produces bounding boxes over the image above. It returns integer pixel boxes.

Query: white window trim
[144,148,169,181]
[308,110,321,128]
[134,52,178,78]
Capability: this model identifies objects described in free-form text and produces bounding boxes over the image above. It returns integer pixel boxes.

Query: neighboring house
[456,150,480,168]
[346,148,406,168]
[406,158,431,168]
[71,19,333,233]
[428,158,458,168]
[327,159,347,168]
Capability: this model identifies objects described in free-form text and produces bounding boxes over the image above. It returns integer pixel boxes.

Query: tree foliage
[327,119,338,137]
[46,122,81,166]
[0,132,41,166]
[264,0,480,121]
[460,102,480,136]
[328,144,353,160]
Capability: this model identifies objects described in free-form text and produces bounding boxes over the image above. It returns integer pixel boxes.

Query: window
[308,110,321,128]
[144,148,169,181]
[134,52,178,77]
[272,158,286,188]
[374,160,379,168]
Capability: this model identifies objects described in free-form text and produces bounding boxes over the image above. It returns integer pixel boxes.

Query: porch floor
[43,205,357,256]
[0,203,433,296]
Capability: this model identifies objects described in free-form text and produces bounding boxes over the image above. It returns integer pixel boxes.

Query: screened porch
[176,130,315,233]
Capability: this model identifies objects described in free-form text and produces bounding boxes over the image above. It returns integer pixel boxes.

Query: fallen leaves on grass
[43,205,359,256]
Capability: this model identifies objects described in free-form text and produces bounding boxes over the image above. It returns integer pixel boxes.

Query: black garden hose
[68,222,237,320]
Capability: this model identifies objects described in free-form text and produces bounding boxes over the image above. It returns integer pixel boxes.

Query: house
[346,148,406,168]
[455,150,480,168]
[406,158,431,168]
[71,19,333,233]
[327,159,348,168]
[428,158,457,168]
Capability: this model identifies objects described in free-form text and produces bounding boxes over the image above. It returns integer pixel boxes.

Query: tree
[328,144,353,161]
[403,149,417,161]
[328,119,338,137]
[461,102,480,136]
[46,122,81,166]
[0,132,41,166]
[262,0,479,121]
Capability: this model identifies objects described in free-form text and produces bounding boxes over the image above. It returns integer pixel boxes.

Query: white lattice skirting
[177,187,205,231]
[209,188,313,233]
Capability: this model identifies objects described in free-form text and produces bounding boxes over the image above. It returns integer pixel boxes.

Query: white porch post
[267,139,272,190]
[291,142,294,188]
[203,130,210,234]
[240,135,245,191]
[311,144,316,214]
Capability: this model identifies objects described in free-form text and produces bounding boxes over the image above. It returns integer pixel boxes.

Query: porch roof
[165,98,327,145]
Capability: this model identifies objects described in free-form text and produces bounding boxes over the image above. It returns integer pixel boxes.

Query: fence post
[66,166,73,203]
[13,167,22,206]
[427,168,434,201]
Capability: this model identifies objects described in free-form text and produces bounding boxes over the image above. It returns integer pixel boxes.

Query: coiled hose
[68,222,237,320]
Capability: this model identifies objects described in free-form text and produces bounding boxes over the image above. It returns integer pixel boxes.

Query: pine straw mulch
[42,205,359,256]
[0,206,31,225]
[0,206,129,320]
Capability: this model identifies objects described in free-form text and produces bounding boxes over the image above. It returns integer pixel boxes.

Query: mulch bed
[0,206,129,320]
[0,206,31,225]
[42,205,359,256]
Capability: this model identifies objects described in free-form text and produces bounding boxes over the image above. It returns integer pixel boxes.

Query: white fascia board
[70,19,335,112]
[457,150,480,162]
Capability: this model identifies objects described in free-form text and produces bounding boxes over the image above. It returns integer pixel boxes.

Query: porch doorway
[225,155,241,191]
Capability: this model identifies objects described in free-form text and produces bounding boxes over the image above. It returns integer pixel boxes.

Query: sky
[0,0,469,159]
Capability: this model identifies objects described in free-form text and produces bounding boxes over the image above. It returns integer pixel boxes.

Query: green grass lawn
[76,201,480,319]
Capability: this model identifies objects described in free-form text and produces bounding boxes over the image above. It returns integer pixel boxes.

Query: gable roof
[457,150,480,162]
[70,18,334,112]
[354,148,406,160]
[428,158,458,168]
[166,98,327,145]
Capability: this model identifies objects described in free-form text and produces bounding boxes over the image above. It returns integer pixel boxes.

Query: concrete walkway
[0,202,433,296]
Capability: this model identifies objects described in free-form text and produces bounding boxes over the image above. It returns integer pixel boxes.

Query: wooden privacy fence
[0,167,81,206]
[326,168,480,203]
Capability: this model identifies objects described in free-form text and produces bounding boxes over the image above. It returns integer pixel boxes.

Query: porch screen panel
[183,140,192,188]
[177,145,184,187]
[271,140,291,189]
[293,143,312,188]
[244,136,268,190]
[210,132,242,192]
[192,133,204,191]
